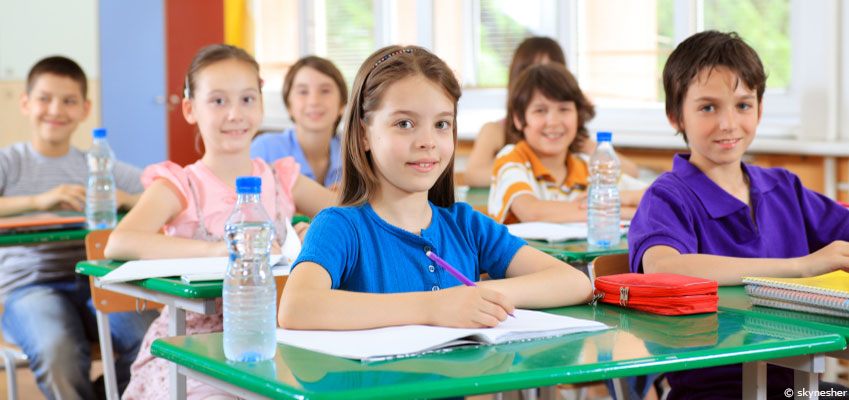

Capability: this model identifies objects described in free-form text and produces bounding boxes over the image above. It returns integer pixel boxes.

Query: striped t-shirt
[0,142,144,300]
[488,140,591,224]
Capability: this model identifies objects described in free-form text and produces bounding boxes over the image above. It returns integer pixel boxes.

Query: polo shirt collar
[514,140,587,188]
[671,153,777,219]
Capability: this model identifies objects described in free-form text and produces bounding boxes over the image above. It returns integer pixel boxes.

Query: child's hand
[34,185,86,211]
[429,286,514,328]
[798,241,849,277]
[270,240,282,255]
[573,193,589,209]
[294,222,309,243]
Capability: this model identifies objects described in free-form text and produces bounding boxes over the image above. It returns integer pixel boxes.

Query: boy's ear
[512,114,523,132]
[19,92,29,115]
[667,113,682,132]
[82,99,92,120]
[182,98,196,124]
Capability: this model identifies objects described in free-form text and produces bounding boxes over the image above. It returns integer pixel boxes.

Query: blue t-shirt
[294,202,526,293]
[628,153,849,400]
[250,129,342,187]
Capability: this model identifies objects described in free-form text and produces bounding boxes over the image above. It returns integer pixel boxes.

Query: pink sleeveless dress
[121,158,298,400]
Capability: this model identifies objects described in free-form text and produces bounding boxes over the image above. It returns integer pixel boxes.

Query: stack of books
[742,270,849,318]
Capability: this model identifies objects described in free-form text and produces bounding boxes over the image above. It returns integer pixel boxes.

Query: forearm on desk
[510,195,587,223]
[643,249,800,286]
[480,258,593,309]
[0,196,39,217]
[279,287,433,330]
[104,230,225,260]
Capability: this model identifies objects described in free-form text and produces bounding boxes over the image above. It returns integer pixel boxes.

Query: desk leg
[611,378,631,400]
[169,306,187,400]
[743,361,766,400]
[95,310,119,400]
[794,370,818,400]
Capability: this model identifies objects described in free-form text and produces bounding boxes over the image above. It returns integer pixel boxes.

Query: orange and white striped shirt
[488,140,590,224]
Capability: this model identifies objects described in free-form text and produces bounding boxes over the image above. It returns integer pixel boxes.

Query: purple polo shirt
[629,153,849,399]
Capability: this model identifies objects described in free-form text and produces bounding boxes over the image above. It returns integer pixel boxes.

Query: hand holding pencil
[426,250,516,327]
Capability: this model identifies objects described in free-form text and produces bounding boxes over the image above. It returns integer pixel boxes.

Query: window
[256,0,832,142]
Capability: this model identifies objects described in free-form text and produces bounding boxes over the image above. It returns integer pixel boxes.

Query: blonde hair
[339,45,462,207]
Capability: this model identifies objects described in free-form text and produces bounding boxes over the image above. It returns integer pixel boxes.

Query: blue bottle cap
[235,176,262,194]
[596,131,612,142]
[93,128,107,139]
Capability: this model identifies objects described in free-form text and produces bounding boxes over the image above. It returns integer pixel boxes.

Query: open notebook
[99,255,290,284]
[276,309,608,362]
[506,221,629,243]
[742,270,849,317]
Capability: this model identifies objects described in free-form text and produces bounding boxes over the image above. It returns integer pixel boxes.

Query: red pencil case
[593,273,718,315]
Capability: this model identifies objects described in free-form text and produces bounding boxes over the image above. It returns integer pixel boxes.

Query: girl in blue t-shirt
[278,45,593,330]
[251,56,347,188]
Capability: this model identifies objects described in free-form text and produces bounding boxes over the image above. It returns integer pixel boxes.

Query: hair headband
[372,48,414,69]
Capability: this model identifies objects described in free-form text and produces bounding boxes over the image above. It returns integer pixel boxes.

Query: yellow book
[742,270,849,299]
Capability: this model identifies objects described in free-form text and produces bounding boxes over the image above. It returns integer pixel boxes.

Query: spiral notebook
[742,270,849,318]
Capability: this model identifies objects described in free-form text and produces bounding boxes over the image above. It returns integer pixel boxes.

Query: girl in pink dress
[105,44,335,400]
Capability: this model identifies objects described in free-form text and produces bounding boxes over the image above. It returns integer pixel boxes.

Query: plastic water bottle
[223,176,278,362]
[587,131,621,248]
[85,128,117,230]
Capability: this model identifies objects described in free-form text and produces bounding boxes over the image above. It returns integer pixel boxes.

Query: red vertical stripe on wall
[165,0,224,166]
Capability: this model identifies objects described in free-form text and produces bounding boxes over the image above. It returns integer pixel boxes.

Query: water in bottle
[223,176,278,362]
[85,128,117,230]
[587,131,621,248]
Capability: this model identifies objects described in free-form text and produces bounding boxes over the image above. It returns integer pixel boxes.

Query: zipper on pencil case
[594,281,717,297]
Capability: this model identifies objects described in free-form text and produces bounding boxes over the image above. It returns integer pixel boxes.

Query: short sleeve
[271,157,301,193]
[792,171,849,249]
[462,204,526,279]
[141,161,190,210]
[627,184,699,273]
[112,160,144,194]
[489,149,535,223]
[292,208,358,289]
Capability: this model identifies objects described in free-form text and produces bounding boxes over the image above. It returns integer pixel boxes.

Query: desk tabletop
[528,237,628,263]
[76,260,222,299]
[718,286,849,338]
[152,305,844,399]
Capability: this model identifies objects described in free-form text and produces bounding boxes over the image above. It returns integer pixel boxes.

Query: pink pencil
[426,250,515,318]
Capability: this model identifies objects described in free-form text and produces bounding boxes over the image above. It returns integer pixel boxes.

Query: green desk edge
[76,260,222,298]
[151,306,845,400]
[718,286,849,338]
[528,237,627,263]
[0,229,89,245]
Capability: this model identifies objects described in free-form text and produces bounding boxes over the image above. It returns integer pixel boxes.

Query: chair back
[85,230,162,313]
[588,253,630,283]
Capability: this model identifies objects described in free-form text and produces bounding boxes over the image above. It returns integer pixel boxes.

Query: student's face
[672,66,762,171]
[20,73,90,148]
[182,59,263,155]
[287,66,345,135]
[362,75,455,198]
[514,90,577,159]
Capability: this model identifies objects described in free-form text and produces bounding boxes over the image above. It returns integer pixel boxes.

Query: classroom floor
[0,360,104,400]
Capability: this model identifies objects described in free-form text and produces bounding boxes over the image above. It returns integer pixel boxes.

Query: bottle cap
[596,131,612,142]
[93,128,107,139]
[235,176,262,194]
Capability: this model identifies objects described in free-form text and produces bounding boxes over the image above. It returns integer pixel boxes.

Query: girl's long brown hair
[339,45,462,208]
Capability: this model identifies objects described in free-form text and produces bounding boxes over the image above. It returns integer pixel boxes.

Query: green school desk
[76,259,220,399]
[0,228,89,245]
[151,304,845,400]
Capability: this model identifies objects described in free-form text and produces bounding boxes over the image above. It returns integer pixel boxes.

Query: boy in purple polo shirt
[629,31,849,399]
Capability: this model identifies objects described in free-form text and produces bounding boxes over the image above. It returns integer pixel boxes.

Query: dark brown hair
[508,37,566,88]
[26,56,88,99]
[340,45,462,208]
[183,44,261,153]
[663,30,766,142]
[283,56,348,135]
[507,64,594,154]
